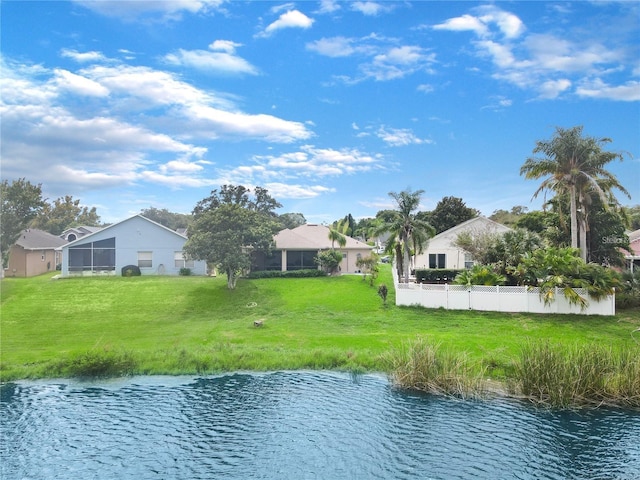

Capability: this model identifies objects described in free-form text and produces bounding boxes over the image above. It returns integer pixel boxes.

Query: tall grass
[515,341,640,409]
[384,337,487,399]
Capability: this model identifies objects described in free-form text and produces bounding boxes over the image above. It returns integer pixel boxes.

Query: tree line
[2,125,637,292]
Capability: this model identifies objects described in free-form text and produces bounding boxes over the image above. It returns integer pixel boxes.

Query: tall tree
[0,178,46,265]
[520,126,629,262]
[375,189,435,283]
[328,228,347,249]
[184,185,282,289]
[278,212,306,230]
[427,196,479,234]
[139,207,190,231]
[32,195,101,235]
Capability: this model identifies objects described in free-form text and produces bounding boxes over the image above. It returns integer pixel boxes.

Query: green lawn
[1,264,638,381]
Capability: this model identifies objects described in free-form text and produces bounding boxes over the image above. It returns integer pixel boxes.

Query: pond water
[1,371,639,480]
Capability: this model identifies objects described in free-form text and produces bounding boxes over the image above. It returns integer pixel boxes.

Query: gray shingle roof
[14,229,68,250]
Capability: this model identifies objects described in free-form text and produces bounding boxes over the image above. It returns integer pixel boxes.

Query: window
[286,250,318,270]
[429,253,446,269]
[138,251,152,268]
[174,251,194,268]
[464,253,474,269]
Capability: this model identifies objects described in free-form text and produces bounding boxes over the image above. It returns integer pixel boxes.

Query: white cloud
[538,79,572,99]
[259,10,314,38]
[376,127,433,147]
[351,2,394,16]
[417,84,435,94]
[308,35,436,83]
[164,42,259,75]
[433,14,488,37]
[72,0,225,21]
[364,46,436,81]
[306,37,357,57]
[0,57,315,197]
[247,145,382,179]
[576,79,640,101]
[53,69,110,97]
[264,183,334,199]
[434,6,634,101]
[60,49,108,63]
[316,0,341,14]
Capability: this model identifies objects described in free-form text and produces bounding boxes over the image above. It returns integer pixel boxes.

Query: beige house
[253,224,374,274]
[6,229,67,277]
[413,216,511,270]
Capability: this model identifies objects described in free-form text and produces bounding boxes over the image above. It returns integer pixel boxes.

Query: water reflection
[2,372,639,480]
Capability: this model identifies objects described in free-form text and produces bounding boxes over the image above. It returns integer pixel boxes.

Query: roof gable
[61,214,187,248]
[431,216,511,241]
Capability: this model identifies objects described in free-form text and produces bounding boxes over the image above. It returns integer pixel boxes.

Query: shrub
[414,269,462,284]
[453,265,506,286]
[121,265,141,277]
[315,249,343,274]
[616,269,640,309]
[248,269,326,279]
[179,267,192,276]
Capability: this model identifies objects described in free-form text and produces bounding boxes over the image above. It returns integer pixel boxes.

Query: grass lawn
[1,264,638,381]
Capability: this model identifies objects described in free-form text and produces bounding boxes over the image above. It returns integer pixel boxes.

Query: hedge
[413,269,462,284]
[248,269,327,279]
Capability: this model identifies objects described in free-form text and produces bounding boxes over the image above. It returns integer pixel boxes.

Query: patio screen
[68,237,116,272]
[286,250,317,271]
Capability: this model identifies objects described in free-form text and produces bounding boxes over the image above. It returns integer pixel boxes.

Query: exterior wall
[340,248,375,273]
[414,218,511,270]
[6,246,59,277]
[395,283,615,316]
[61,216,206,276]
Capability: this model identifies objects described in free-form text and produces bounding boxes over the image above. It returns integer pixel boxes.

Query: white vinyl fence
[395,283,614,315]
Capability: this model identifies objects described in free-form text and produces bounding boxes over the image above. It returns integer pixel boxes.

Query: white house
[59,215,206,277]
[252,224,374,274]
[413,216,511,270]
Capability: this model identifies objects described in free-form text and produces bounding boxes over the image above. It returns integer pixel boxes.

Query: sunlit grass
[2,264,638,403]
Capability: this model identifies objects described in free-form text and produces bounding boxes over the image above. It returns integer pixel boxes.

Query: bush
[248,269,326,279]
[616,269,640,309]
[121,265,141,277]
[414,269,462,284]
[453,265,506,286]
[315,249,343,274]
[179,267,192,276]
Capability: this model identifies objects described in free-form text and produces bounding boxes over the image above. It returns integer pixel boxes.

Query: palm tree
[375,189,435,283]
[520,126,629,262]
[328,228,346,249]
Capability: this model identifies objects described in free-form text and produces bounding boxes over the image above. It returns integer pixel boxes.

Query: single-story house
[413,216,511,270]
[6,229,67,277]
[623,229,640,273]
[60,225,103,242]
[252,224,374,274]
[59,214,206,277]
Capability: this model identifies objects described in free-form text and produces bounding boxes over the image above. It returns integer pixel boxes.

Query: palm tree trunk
[570,186,579,251]
[579,209,588,262]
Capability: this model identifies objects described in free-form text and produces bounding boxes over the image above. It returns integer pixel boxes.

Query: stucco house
[252,224,374,274]
[60,225,103,242]
[413,216,511,270]
[623,229,640,273]
[6,229,67,277]
[59,214,206,277]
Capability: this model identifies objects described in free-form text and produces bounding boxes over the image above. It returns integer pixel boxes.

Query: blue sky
[2,1,639,224]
